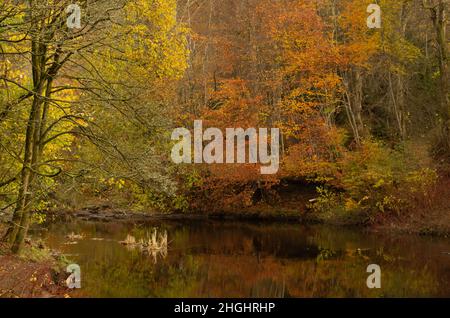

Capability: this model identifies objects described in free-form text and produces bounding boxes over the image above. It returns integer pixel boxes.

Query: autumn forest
[0,0,449,299]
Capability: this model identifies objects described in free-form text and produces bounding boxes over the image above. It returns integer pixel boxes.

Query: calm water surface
[32,219,450,297]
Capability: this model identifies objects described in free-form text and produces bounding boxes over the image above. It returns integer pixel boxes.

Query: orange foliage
[177,0,383,212]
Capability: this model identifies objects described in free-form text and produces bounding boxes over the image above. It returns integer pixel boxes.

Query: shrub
[309,140,438,224]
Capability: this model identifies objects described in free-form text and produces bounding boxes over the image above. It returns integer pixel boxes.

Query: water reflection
[31,220,450,298]
[120,229,168,263]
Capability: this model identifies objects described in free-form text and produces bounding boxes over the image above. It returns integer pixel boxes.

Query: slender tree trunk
[352,69,365,137]
[388,72,406,140]
[6,89,42,250]
[433,1,449,118]
[425,0,449,156]
[343,67,366,145]
[388,1,410,141]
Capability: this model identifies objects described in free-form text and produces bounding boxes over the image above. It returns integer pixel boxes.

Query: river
[31,219,450,297]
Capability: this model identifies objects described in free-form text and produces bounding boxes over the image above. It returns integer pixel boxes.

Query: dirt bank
[0,227,73,298]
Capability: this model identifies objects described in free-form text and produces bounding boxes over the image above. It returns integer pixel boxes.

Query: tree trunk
[5,14,46,253]
[431,0,449,119]
[425,0,449,156]
[388,72,407,140]
[343,67,366,145]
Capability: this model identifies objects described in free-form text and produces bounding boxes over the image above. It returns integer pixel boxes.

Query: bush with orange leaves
[175,80,280,213]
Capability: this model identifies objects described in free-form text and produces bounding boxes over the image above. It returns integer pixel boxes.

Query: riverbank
[0,226,72,298]
[32,169,449,238]
[45,189,450,237]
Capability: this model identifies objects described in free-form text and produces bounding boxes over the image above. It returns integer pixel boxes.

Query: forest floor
[0,227,71,298]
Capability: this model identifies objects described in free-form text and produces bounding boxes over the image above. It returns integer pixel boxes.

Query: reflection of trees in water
[251,234,321,261]
[78,247,201,297]
[250,278,289,298]
[43,221,450,297]
[252,236,262,263]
